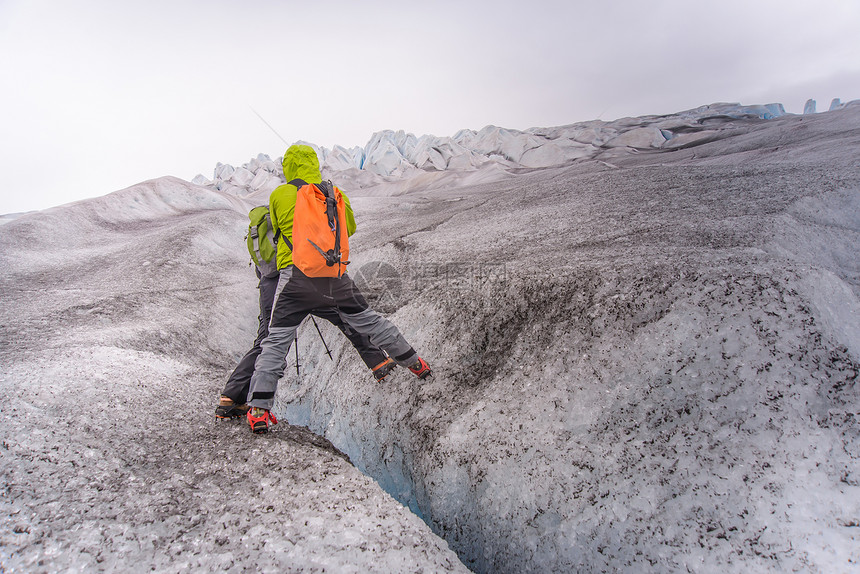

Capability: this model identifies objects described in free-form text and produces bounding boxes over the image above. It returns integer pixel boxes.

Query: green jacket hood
[282,144,323,184]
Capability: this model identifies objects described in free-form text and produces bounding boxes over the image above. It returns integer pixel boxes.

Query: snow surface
[2,102,860,573]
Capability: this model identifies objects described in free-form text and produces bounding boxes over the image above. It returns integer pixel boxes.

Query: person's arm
[269,196,280,236]
[270,186,298,247]
[341,190,357,236]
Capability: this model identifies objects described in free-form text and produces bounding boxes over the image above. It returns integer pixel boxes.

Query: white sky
[1,0,859,215]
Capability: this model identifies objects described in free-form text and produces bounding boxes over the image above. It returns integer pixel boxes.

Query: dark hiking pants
[221,271,388,404]
[247,266,420,410]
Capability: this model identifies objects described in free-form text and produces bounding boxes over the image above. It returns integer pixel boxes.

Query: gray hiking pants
[247,266,420,411]
[220,271,388,404]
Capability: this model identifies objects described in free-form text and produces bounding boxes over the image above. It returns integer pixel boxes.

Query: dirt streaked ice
[2,104,859,573]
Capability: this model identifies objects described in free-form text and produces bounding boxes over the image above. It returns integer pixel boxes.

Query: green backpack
[246,206,280,277]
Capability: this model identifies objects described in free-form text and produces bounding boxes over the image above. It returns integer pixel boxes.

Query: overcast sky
[1,0,859,215]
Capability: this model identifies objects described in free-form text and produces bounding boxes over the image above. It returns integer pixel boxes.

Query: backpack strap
[249,217,263,260]
[318,181,341,263]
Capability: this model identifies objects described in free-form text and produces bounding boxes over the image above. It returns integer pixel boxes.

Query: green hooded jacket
[270,144,357,270]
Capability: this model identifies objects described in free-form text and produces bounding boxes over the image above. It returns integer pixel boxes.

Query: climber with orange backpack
[245,144,432,433]
[213,204,397,421]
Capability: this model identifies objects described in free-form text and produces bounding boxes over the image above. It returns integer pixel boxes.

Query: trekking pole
[294,333,300,376]
[310,316,334,361]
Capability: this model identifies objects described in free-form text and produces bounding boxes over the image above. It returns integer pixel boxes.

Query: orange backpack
[284,178,350,278]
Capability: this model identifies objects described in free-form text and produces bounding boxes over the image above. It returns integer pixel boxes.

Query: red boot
[408,357,432,380]
[247,407,278,434]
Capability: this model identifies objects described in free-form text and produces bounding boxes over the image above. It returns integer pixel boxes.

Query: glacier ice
[271,102,860,570]
[193,99,858,200]
[191,174,211,186]
[213,162,235,183]
[5,100,860,573]
[195,101,807,198]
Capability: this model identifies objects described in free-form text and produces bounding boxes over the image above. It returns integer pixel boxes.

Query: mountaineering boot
[408,357,432,380]
[215,396,250,420]
[372,358,397,382]
[247,407,278,434]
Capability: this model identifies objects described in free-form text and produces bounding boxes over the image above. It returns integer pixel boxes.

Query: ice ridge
[193,100,853,197]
